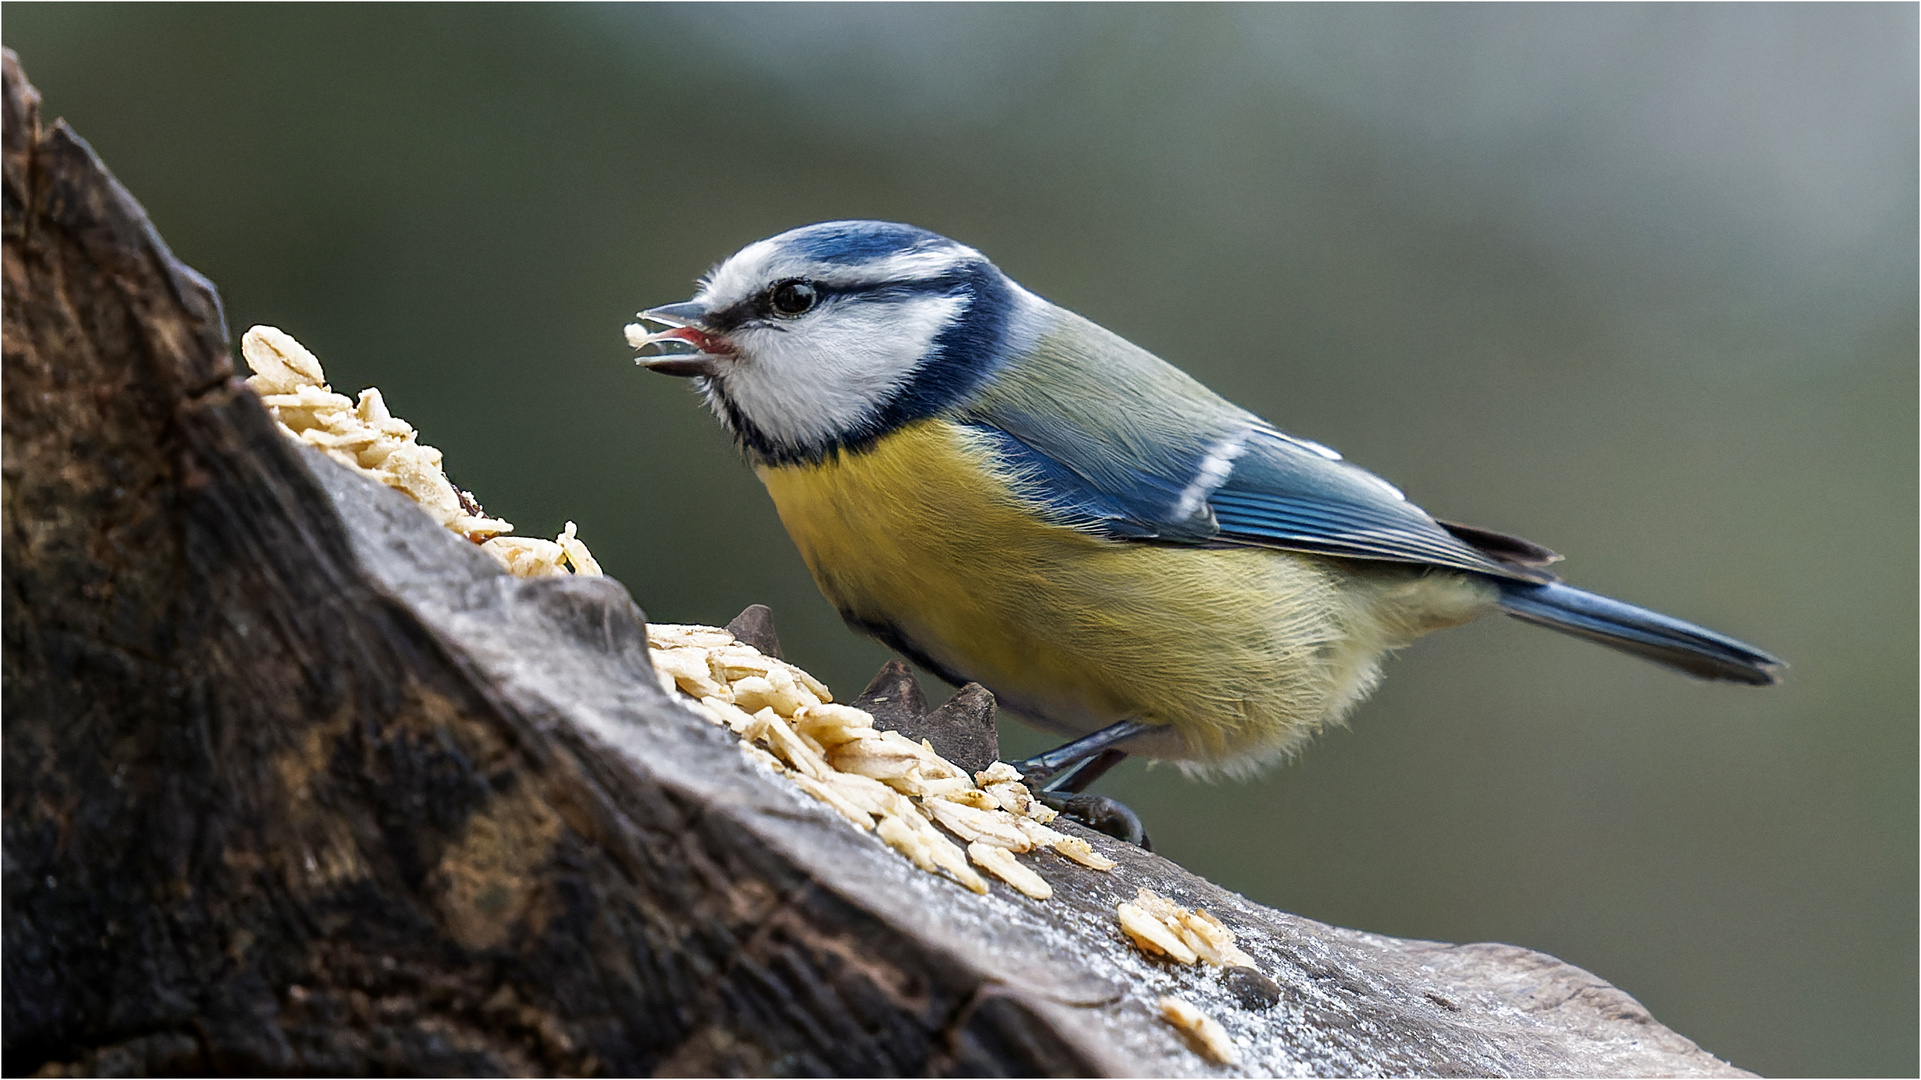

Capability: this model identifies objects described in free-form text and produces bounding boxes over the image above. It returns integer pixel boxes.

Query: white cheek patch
[717,293,968,449]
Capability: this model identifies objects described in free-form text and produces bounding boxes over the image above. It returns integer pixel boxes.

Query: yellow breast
[757,419,1493,775]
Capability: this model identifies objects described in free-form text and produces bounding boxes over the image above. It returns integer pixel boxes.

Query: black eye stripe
[794,273,976,310]
[709,274,974,332]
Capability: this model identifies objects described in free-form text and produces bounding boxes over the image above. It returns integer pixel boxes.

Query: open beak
[625,301,730,378]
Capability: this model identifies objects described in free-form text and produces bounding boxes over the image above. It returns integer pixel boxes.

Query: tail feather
[1498,581,1783,685]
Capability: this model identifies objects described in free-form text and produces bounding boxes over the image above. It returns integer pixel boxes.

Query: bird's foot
[1042,791,1152,850]
[1007,720,1159,849]
[726,611,1155,849]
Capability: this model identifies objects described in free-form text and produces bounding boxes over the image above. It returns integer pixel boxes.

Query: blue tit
[627,220,1781,790]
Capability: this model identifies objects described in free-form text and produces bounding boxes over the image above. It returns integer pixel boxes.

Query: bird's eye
[768,279,818,317]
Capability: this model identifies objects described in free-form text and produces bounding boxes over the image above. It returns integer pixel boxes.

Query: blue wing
[965,420,1555,582]
[1206,428,1553,578]
[950,305,1554,581]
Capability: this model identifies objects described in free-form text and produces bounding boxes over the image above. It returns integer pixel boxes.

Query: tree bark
[1,51,1749,1078]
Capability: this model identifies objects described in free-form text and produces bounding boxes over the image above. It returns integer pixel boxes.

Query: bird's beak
[625,301,731,378]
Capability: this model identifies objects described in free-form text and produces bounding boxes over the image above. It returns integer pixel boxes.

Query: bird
[627,219,1781,806]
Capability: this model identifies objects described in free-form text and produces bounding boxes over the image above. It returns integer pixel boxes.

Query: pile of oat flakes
[648,621,1117,899]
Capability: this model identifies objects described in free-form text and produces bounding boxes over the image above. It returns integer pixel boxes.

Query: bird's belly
[757,420,1493,774]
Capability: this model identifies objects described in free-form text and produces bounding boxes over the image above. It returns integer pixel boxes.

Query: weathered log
[1,50,1749,1077]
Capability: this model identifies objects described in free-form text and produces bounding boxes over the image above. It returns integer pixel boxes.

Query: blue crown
[777,220,958,267]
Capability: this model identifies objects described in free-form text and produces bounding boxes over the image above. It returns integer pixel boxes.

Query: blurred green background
[6,4,1912,1074]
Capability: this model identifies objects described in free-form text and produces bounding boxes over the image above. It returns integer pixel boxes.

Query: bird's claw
[1043,791,1152,850]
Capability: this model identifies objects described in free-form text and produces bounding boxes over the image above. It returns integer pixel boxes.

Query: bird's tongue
[624,324,731,355]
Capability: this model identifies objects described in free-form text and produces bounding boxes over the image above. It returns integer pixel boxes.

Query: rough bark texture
[1,51,1752,1078]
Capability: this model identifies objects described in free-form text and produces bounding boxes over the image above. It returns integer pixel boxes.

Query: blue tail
[1497,581,1782,685]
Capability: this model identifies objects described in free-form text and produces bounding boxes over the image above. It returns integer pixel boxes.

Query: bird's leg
[1008,718,1156,792]
[1040,746,1128,795]
[1008,719,1157,849]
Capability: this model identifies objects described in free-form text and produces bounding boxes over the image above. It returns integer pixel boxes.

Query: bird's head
[629,221,1031,464]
